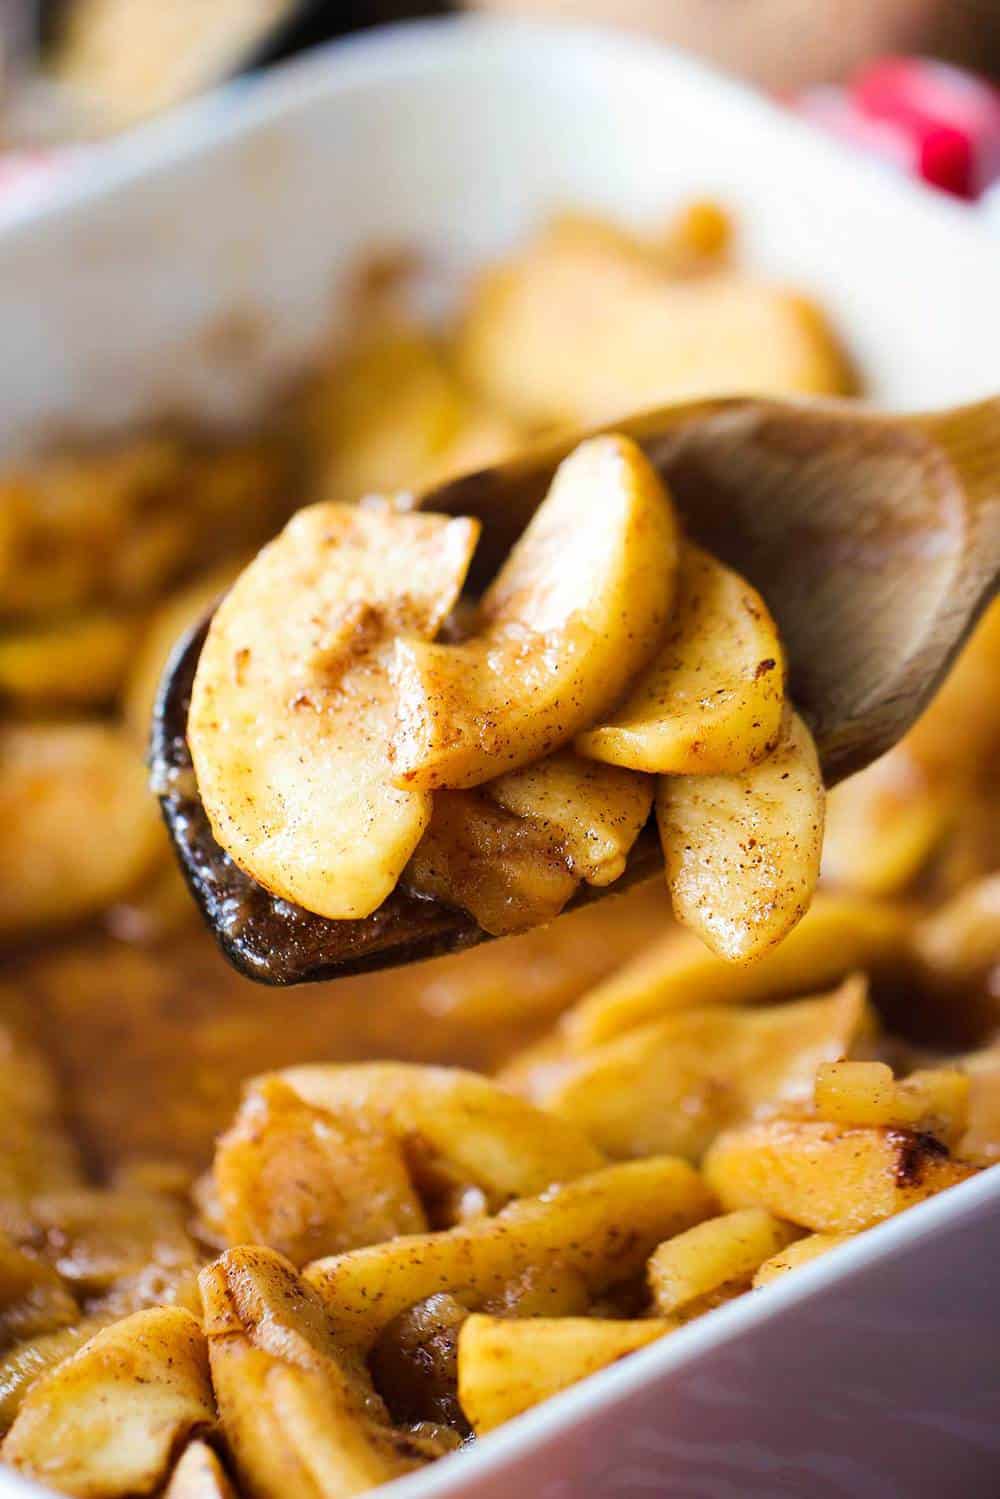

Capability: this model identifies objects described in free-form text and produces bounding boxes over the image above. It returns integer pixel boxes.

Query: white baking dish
[0,18,997,1497]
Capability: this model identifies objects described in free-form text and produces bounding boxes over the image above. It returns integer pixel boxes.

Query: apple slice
[201,1248,443,1499]
[577,543,785,774]
[404,791,579,936]
[488,751,654,887]
[456,216,853,429]
[391,435,680,791]
[188,501,479,920]
[2,1308,214,1497]
[703,1118,976,1233]
[655,710,825,961]
[458,1314,673,1434]
[165,1442,238,1499]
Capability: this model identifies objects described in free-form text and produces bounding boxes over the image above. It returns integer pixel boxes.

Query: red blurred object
[795,56,1000,201]
[856,57,1000,198]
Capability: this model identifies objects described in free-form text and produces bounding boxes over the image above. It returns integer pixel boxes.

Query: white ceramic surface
[0,18,997,1498]
[1,15,999,458]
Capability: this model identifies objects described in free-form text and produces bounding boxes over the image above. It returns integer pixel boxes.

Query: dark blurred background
[2,0,999,141]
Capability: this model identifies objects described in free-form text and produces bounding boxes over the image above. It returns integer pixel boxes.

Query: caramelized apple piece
[3,1308,214,1497]
[404,790,579,935]
[562,892,910,1046]
[165,1441,238,1499]
[213,1060,602,1265]
[0,1237,78,1351]
[813,1062,969,1148]
[656,710,825,961]
[0,724,164,940]
[212,1079,427,1266]
[457,1314,673,1434]
[0,612,133,711]
[577,544,784,774]
[201,1247,444,1499]
[505,975,874,1161]
[392,435,679,790]
[13,1188,200,1304]
[955,1044,1000,1167]
[307,1158,713,1354]
[369,1294,470,1432]
[648,1209,799,1319]
[275,1062,604,1211]
[752,1232,854,1287]
[704,1118,977,1232]
[309,314,521,504]
[456,216,853,428]
[188,502,479,920]
[0,1318,114,1433]
[488,751,653,887]
[0,1021,84,1230]
[821,745,957,897]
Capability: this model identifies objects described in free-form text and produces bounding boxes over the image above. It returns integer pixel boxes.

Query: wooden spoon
[151,393,1000,985]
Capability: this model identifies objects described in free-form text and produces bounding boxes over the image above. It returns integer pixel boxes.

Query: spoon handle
[873,396,1000,761]
[910,397,1000,665]
[909,396,1000,601]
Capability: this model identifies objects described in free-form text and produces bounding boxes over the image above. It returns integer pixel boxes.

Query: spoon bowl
[152,393,1000,984]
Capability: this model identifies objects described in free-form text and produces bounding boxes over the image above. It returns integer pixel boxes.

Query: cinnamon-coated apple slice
[488,751,654,888]
[403,752,653,934]
[404,790,580,937]
[200,1248,444,1499]
[577,542,785,774]
[390,434,680,791]
[187,501,479,921]
[655,709,825,961]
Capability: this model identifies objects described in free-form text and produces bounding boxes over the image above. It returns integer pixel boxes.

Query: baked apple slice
[3,1308,213,1495]
[404,753,653,934]
[488,751,653,888]
[201,1247,443,1499]
[188,501,479,920]
[577,543,785,774]
[404,791,579,936]
[656,710,825,961]
[391,434,680,790]
[458,1314,673,1434]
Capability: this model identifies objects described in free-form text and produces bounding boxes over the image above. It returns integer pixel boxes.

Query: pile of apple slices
[188,435,824,962]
